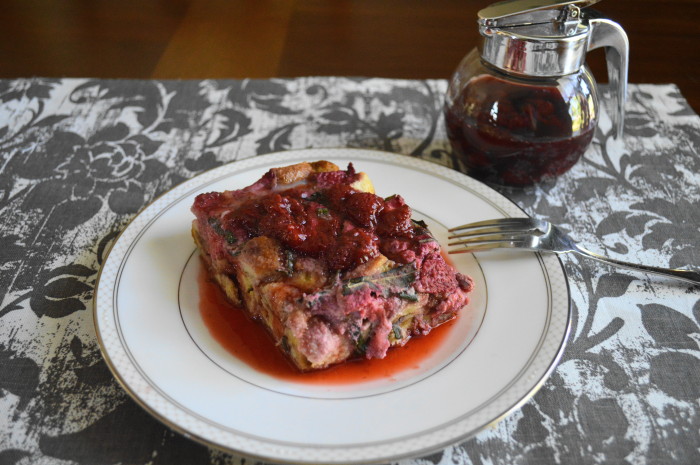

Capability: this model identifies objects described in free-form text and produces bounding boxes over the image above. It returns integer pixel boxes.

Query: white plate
[94,148,570,464]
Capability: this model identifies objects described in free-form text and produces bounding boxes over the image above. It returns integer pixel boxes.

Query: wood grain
[0,0,698,111]
[152,0,295,78]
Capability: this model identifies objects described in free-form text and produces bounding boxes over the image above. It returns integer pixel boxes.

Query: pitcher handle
[588,18,629,140]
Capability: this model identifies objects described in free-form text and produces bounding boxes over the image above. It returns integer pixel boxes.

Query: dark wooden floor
[1,0,698,111]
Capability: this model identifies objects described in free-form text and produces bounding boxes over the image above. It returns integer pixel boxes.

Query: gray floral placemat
[0,77,698,465]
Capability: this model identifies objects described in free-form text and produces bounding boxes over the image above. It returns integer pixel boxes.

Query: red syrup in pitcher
[445,74,596,186]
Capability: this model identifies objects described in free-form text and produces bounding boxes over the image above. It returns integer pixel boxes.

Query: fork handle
[572,249,700,285]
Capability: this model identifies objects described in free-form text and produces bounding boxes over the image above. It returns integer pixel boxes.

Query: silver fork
[448,217,700,285]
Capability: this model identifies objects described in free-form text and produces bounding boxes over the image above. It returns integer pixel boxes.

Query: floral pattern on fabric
[0,78,698,465]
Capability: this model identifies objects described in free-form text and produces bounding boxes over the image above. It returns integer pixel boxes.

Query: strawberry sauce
[198,263,454,385]
[196,166,427,273]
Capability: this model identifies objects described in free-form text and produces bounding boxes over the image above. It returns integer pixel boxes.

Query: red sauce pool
[197,263,455,384]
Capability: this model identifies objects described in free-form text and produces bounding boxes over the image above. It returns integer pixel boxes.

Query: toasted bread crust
[271,160,340,185]
[270,160,375,194]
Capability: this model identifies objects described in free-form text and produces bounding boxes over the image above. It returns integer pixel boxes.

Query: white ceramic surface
[94,148,570,464]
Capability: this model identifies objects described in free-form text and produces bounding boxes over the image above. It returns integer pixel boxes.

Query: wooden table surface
[1,0,698,112]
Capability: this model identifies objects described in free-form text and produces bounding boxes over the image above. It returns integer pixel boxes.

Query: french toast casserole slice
[191,160,473,372]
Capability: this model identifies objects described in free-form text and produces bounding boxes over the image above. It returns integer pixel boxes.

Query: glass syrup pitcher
[444,0,629,186]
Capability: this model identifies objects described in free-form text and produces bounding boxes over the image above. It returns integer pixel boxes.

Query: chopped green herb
[207,217,222,232]
[356,332,369,355]
[285,250,295,276]
[392,324,403,340]
[224,232,237,244]
[342,263,417,296]
[304,288,332,307]
[209,217,237,244]
[280,336,291,354]
[398,291,419,302]
[309,191,327,204]
[349,323,361,341]
[384,194,397,202]
[316,207,331,219]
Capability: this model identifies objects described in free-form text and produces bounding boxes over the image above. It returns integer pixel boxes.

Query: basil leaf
[209,217,237,244]
[341,263,416,296]
[317,207,331,219]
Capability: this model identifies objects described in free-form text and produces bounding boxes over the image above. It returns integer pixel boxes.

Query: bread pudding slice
[191,160,473,372]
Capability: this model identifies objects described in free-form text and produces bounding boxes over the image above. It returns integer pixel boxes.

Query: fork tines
[447,217,544,253]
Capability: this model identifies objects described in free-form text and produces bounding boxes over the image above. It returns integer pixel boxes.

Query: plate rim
[93,147,572,464]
